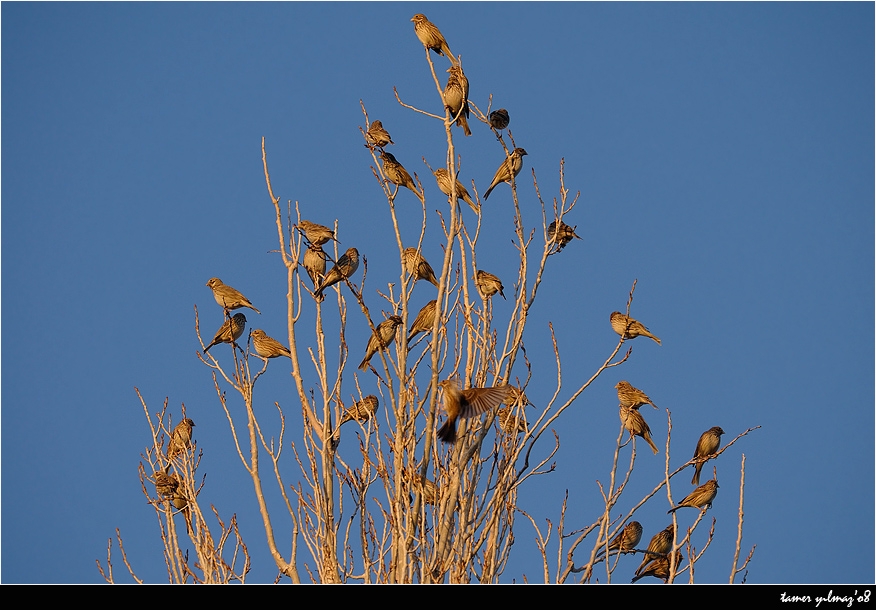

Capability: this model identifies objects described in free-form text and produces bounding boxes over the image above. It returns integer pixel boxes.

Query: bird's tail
[437,420,456,443]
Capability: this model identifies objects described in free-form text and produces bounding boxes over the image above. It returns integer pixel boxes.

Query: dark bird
[411,14,456,64]
[153,470,179,499]
[668,479,719,513]
[634,524,675,577]
[358,316,403,371]
[483,148,528,200]
[206,278,260,314]
[615,380,658,410]
[433,168,478,213]
[610,311,661,345]
[548,220,582,251]
[314,248,360,299]
[339,394,380,426]
[631,551,684,584]
[407,299,438,345]
[620,405,659,454]
[365,120,394,148]
[250,329,291,360]
[167,418,195,459]
[691,427,725,486]
[403,247,440,287]
[381,151,425,203]
[444,65,471,136]
[296,220,337,246]
[489,108,510,130]
[596,520,643,558]
[437,379,510,443]
[302,244,328,287]
[204,313,246,353]
[475,269,505,299]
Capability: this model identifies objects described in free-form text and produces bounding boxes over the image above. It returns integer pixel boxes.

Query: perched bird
[610,311,661,345]
[433,168,478,213]
[444,65,471,136]
[411,14,456,64]
[167,418,195,459]
[620,405,659,454]
[296,220,337,246]
[504,385,533,408]
[339,394,380,426]
[635,524,675,577]
[596,520,643,558]
[407,299,438,345]
[206,278,260,314]
[365,120,394,148]
[154,470,179,498]
[314,248,360,299]
[250,329,291,360]
[496,406,527,435]
[302,244,328,287]
[631,551,684,584]
[668,479,719,513]
[548,220,582,251]
[691,427,725,486]
[403,247,439,287]
[358,315,403,371]
[204,313,247,353]
[437,379,510,443]
[404,467,439,506]
[381,152,425,203]
[615,380,658,410]
[489,108,510,131]
[483,148,528,200]
[476,269,505,299]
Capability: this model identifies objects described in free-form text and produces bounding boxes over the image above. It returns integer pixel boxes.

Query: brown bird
[433,168,478,213]
[339,394,380,426]
[314,248,360,299]
[635,524,675,577]
[476,269,505,299]
[437,379,510,443]
[615,380,658,410]
[206,278,260,314]
[496,406,527,435]
[381,151,425,203]
[153,470,179,498]
[631,551,684,584]
[411,14,456,64]
[444,65,471,136]
[358,315,403,371]
[204,313,246,353]
[489,108,510,131]
[504,385,533,408]
[691,427,725,486]
[404,467,439,506]
[620,405,659,454]
[250,329,291,360]
[407,299,438,345]
[302,244,328,287]
[403,247,439,288]
[610,311,661,345]
[167,418,195,459]
[483,147,528,200]
[365,119,393,148]
[548,220,582,251]
[596,520,643,558]
[668,479,719,513]
[296,220,337,246]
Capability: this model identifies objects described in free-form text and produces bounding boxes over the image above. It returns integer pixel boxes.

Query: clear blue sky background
[2,2,873,584]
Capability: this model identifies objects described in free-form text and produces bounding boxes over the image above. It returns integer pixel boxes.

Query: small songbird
[610,311,661,345]
[206,278,261,314]
[153,470,179,498]
[444,65,471,136]
[339,394,380,426]
[365,120,394,148]
[548,220,582,251]
[381,152,425,203]
[167,418,195,459]
[631,551,684,584]
[437,379,510,443]
[615,380,658,410]
[668,479,719,513]
[596,520,643,558]
[358,316,403,371]
[483,148,528,200]
[404,467,439,506]
[504,385,533,408]
[296,220,337,246]
[314,248,360,299]
[489,108,510,130]
[250,329,291,360]
[411,14,456,64]
[691,427,725,486]
[403,247,439,287]
[204,313,246,353]
[407,299,438,345]
[496,406,527,435]
[620,405,659,454]
[635,524,675,577]
[302,244,328,287]
[476,269,505,299]
[433,168,478,213]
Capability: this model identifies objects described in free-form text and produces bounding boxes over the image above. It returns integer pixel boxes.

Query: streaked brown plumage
[365,120,393,148]
[635,524,675,577]
[610,311,661,345]
[204,313,246,353]
[691,426,725,486]
[615,380,658,410]
[167,418,195,459]
[154,471,179,498]
[504,385,533,408]
[433,168,478,213]
[358,315,403,371]
[476,269,505,299]
[620,405,659,454]
[302,244,328,287]
[668,479,719,513]
[631,551,683,584]
[548,220,582,251]
[404,467,439,506]
[381,151,425,203]
[444,65,471,136]
[403,247,439,287]
[496,406,527,435]
[407,299,438,345]
[206,278,260,314]
[296,220,337,246]
[411,14,456,64]
[250,329,291,359]
[339,394,380,426]
[597,520,643,558]
[437,379,510,443]
[489,108,510,130]
[483,147,528,200]
[314,248,360,299]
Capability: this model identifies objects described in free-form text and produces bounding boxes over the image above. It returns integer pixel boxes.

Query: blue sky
[2,2,873,584]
